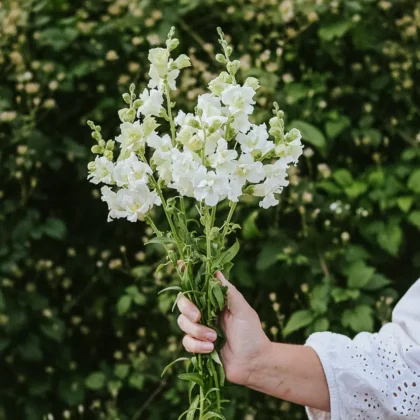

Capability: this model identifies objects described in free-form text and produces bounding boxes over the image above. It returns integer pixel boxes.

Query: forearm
[245,342,330,412]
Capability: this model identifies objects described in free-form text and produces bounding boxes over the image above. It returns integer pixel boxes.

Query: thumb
[215,271,251,317]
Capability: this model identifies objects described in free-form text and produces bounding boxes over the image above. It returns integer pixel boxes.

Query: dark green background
[1,0,419,418]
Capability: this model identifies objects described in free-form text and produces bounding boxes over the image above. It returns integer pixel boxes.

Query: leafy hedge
[1,0,419,419]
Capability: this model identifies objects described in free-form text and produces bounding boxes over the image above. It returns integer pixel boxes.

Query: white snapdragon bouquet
[87,27,303,420]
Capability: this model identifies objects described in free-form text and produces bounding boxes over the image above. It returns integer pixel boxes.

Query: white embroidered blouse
[305,279,420,420]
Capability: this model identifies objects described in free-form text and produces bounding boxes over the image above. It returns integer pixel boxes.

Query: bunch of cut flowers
[87,27,303,420]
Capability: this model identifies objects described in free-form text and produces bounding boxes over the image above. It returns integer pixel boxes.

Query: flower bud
[167,38,180,51]
[219,71,232,83]
[118,108,128,122]
[244,77,260,91]
[285,128,301,143]
[208,119,223,134]
[209,227,220,240]
[129,83,135,93]
[87,120,95,130]
[226,46,233,57]
[125,108,136,123]
[243,185,255,195]
[92,131,101,141]
[173,54,191,70]
[188,119,201,129]
[122,93,131,104]
[133,99,143,109]
[186,134,203,151]
[91,145,102,154]
[105,140,115,151]
[215,54,227,64]
[227,60,240,75]
[103,150,113,160]
[87,161,95,171]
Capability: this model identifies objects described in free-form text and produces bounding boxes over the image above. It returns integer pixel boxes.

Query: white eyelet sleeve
[305,279,420,420]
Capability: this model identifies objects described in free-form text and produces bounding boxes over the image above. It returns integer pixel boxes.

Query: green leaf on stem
[146,236,175,246]
[211,282,226,311]
[218,363,226,387]
[214,240,240,268]
[186,395,200,420]
[210,350,222,365]
[202,412,226,420]
[161,357,190,377]
[158,286,182,295]
[178,372,205,388]
[155,261,170,275]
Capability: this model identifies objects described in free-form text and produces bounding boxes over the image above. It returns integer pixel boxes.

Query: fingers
[215,271,250,317]
[182,335,214,354]
[177,294,201,322]
[178,314,217,342]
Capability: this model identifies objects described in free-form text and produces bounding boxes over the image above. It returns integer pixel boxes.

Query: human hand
[177,270,271,386]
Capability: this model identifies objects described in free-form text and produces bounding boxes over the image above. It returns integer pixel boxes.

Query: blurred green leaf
[333,169,353,187]
[408,212,420,230]
[408,170,420,193]
[283,310,314,337]
[344,260,375,289]
[117,296,132,315]
[242,211,260,240]
[289,120,326,150]
[342,305,374,333]
[377,222,402,256]
[397,196,413,213]
[40,319,65,342]
[364,274,391,291]
[318,20,352,41]
[85,372,106,390]
[325,115,351,139]
[42,218,67,240]
[256,243,281,271]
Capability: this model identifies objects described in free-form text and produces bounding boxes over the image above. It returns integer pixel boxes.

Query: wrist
[243,339,275,388]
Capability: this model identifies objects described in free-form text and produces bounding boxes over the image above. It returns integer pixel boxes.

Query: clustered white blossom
[88,28,304,223]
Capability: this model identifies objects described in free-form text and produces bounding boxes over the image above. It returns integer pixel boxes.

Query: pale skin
[177,268,331,412]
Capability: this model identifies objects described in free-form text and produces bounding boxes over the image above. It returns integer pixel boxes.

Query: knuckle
[192,324,203,338]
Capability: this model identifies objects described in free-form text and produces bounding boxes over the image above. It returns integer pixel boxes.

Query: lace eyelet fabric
[305,279,420,420]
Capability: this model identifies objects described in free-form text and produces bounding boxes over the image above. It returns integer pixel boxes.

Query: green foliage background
[1,0,420,419]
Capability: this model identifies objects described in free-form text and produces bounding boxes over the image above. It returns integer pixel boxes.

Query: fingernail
[206,331,217,341]
[201,342,214,352]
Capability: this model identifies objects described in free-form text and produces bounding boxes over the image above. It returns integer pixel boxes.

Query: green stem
[198,354,205,420]
[209,359,221,412]
[137,150,184,259]
[155,184,185,259]
[203,205,222,413]
[165,82,176,146]
[179,196,189,231]
[145,216,162,237]
[204,205,216,293]
[221,201,237,246]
